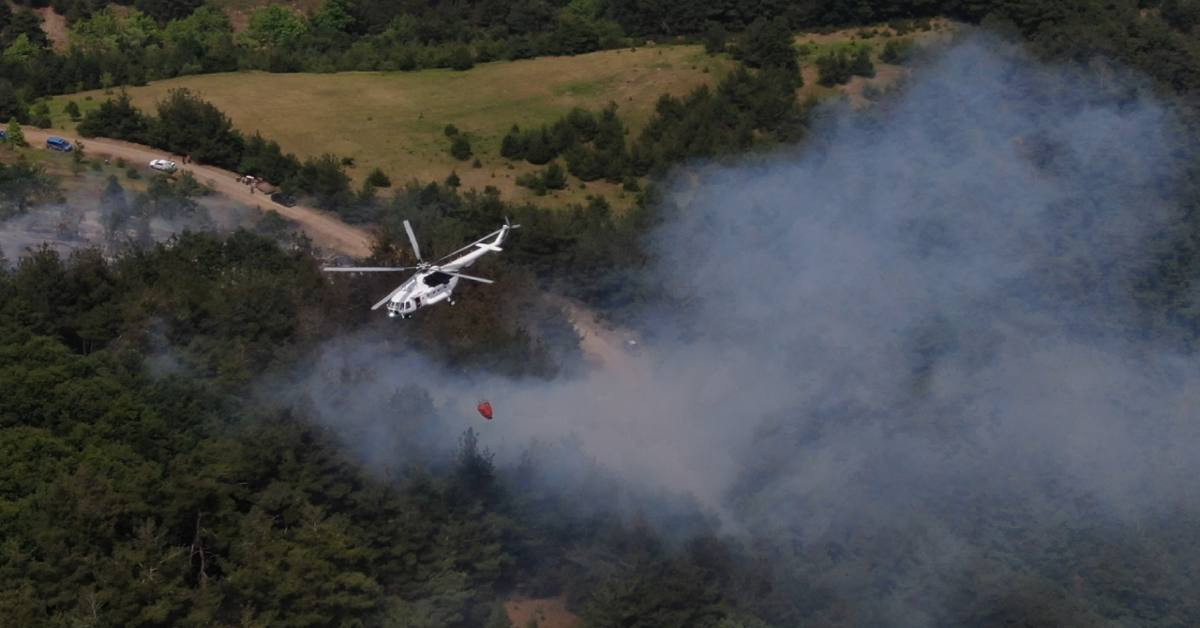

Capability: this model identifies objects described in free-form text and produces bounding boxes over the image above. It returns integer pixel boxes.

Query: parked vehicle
[149,159,177,173]
[271,192,297,207]
[46,136,73,151]
[0,129,6,141]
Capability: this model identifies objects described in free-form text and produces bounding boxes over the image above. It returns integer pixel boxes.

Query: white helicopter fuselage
[323,219,516,318]
[385,271,460,317]
[384,223,510,318]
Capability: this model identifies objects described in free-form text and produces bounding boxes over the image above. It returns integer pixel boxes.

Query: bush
[4,119,26,146]
[125,166,142,179]
[153,89,244,169]
[515,171,547,195]
[850,47,875,78]
[444,124,459,137]
[77,92,153,143]
[543,161,566,190]
[64,101,81,121]
[881,39,915,64]
[565,145,602,181]
[29,102,52,128]
[448,45,474,70]
[703,22,727,54]
[445,170,461,187]
[816,50,852,86]
[365,168,392,187]
[736,17,798,73]
[523,128,555,165]
[500,125,525,159]
[450,135,473,160]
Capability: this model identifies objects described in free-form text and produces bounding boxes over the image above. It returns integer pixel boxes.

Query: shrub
[4,118,26,146]
[850,47,875,78]
[450,135,472,160]
[816,50,852,86]
[543,161,566,189]
[881,39,915,64]
[448,45,474,70]
[500,125,524,159]
[365,167,391,187]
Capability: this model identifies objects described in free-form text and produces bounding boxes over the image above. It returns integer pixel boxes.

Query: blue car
[0,129,6,140]
[46,135,73,151]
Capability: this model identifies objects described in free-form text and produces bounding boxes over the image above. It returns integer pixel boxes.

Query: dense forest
[5,0,1200,626]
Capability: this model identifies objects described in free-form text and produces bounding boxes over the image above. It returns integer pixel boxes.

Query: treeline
[5,0,1200,126]
[504,64,806,193]
[502,19,807,192]
[71,48,809,230]
[76,89,361,215]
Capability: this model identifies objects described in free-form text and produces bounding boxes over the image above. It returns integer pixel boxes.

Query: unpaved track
[22,128,374,258]
[547,294,647,379]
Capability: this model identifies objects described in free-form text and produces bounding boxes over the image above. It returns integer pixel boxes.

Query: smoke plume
[286,37,1200,621]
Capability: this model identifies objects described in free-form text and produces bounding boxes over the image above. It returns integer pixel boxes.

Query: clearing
[50,46,733,210]
[40,21,957,210]
[506,596,581,628]
[16,128,373,257]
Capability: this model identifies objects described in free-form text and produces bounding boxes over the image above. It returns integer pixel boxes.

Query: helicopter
[323,218,518,318]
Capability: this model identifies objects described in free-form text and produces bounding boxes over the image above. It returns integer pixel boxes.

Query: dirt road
[547,294,648,379]
[22,128,374,258]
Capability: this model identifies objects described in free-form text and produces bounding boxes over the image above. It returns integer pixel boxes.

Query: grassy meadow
[51,45,733,209]
[44,22,956,209]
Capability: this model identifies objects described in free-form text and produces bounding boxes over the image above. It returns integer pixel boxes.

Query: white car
[149,159,177,173]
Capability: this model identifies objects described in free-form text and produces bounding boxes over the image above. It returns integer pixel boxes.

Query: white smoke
[280,36,1200,621]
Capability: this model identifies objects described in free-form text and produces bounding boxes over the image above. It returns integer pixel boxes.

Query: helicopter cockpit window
[423,272,452,287]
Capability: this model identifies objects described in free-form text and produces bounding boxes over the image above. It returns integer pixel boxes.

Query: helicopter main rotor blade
[444,271,494,284]
[434,227,506,263]
[403,220,422,261]
[323,266,418,272]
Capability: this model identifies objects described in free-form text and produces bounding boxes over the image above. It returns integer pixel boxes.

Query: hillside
[51,46,733,209]
[9,0,1200,626]
[44,20,954,210]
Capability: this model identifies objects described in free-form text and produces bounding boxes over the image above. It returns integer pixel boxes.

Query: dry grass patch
[52,45,730,209]
[33,7,70,52]
[505,596,581,628]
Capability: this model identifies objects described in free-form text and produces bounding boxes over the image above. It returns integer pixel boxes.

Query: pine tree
[543,161,566,189]
[5,118,26,146]
[523,128,555,165]
[500,125,525,159]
